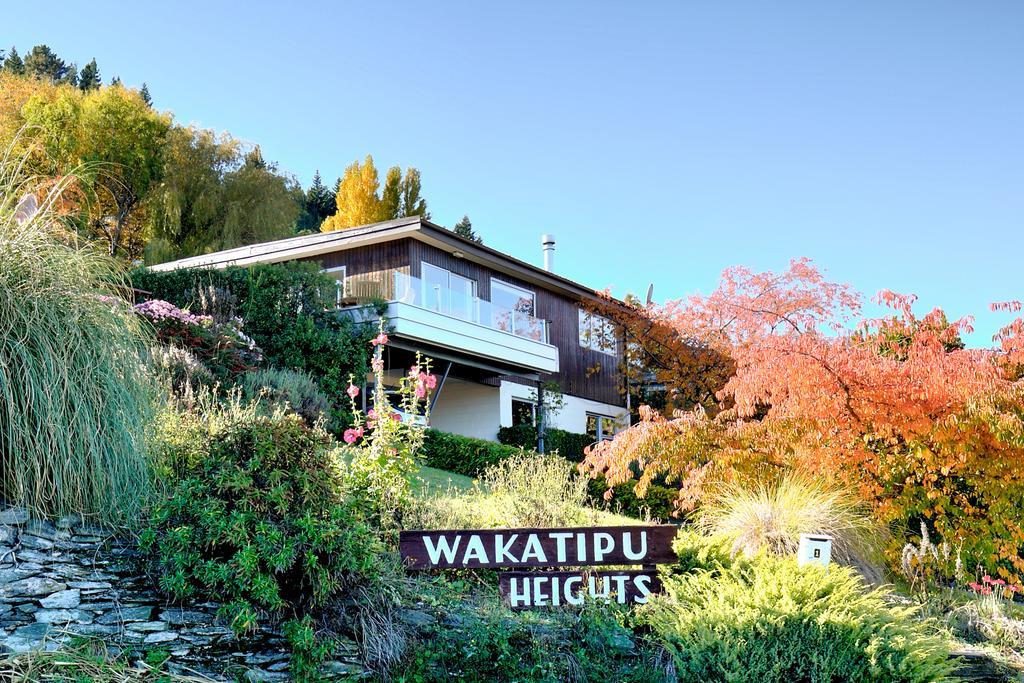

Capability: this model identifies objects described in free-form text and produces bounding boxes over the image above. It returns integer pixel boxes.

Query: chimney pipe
[541,234,555,272]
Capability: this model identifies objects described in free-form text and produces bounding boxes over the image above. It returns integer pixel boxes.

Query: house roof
[148,216,619,303]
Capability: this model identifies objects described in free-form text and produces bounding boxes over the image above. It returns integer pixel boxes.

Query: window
[421,262,477,321]
[579,309,616,355]
[323,266,346,307]
[512,399,536,426]
[491,279,542,340]
[586,413,617,442]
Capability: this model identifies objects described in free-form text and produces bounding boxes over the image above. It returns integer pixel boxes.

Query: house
[150,216,629,443]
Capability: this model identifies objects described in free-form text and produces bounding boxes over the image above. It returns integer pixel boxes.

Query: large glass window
[579,309,616,355]
[323,266,346,307]
[586,413,617,441]
[491,279,539,339]
[512,399,536,426]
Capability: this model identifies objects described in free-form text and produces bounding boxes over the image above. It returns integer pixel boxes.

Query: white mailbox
[797,534,833,567]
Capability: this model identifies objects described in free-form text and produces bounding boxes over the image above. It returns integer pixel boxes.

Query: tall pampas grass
[0,137,156,525]
[696,472,887,582]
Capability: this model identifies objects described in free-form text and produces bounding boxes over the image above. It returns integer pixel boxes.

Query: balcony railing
[344,269,549,344]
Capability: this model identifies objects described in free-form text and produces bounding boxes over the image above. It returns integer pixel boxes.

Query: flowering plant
[343,319,435,530]
[133,298,262,382]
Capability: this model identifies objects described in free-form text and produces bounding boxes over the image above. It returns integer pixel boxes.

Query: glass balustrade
[388,271,548,343]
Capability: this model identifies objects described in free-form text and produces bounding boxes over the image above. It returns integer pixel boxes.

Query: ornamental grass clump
[0,145,155,524]
[640,557,953,683]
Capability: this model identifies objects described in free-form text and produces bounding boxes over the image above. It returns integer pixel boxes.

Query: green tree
[79,85,170,257]
[296,170,334,232]
[452,214,481,243]
[2,47,23,74]
[78,59,100,91]
[140,82,152,106]
[399,167,428,219]
[145,127,298,261]
[23,45,71,82]
[380,165,402,220]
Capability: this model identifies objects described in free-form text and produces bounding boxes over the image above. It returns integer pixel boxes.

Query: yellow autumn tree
[321,154,430,231]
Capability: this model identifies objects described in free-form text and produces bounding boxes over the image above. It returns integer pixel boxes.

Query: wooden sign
[399,525,677,570]
[499,570,662,609]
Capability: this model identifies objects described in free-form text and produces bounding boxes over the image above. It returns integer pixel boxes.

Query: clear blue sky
[7,1,1023,345]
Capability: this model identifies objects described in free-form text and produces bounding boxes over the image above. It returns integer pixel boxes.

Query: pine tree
[1,47,22,74]
[23,45,70,82]
[140,82,152,106]
[452,214,482,243]
[78,59,101,91]
[61,62,79,87]
[296,170,335,231]
[111,76,121,86]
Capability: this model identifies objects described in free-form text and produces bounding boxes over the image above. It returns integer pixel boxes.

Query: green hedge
[421,429,521,478]
[587,476,678,521]
[497,424,594,462]
[131,262,377,425]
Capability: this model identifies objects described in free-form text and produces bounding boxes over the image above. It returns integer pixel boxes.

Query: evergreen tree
[78,59,101,91]
[296,170,335,232]
[62,62,79,87]
[140,82,152,106]
[23,45,70,82]
[1,47,22,74]
[452,214,482,243]
[111,76,121,86]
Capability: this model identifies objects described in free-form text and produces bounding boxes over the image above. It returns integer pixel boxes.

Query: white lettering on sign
[418,529,661,566]
[505,572,656,607]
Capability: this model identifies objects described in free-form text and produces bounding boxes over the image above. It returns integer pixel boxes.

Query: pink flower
[414,385,426,399]
[993,578,1007,586]
[968,582,983,592]
[367,409,377,419]
[343,426,364,444]
[346,384,360,399]
[983,575,993,584]
[390,412,402,422]
[409,365,420,377]
[423,373,437,389]
[371,332,389,347]
[371,357,384,373]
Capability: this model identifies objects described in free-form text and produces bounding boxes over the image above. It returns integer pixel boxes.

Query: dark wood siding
[298,237,624,407]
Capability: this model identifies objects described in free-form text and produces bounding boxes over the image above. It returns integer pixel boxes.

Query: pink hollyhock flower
[346,384,360,399]
[419,372,438,389]
[409,365,420,377]
[391,412,402,421]
[371,332,389,347]
[414,385,426,399]
[367,409,377,419]
[371,357,384,372]
[343,427,363,444]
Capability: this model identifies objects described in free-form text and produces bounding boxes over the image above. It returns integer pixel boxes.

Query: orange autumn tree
[583,258,1024,580]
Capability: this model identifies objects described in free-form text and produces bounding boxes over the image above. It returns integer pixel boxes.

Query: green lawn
[412,465,475,497]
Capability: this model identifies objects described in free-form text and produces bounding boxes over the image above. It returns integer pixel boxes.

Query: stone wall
[0,507,361,681]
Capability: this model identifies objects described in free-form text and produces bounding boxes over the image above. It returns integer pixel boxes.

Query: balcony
[344,270,559,374]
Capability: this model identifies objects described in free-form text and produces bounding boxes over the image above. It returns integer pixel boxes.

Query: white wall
[429,378,502,441]
[499,380,630,436]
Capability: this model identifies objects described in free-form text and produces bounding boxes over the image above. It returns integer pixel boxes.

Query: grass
[0,638,214,682]
[412,464,475,496]
[0,138,156,525]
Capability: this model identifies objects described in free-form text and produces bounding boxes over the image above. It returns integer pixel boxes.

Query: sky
[6,1,1023,345]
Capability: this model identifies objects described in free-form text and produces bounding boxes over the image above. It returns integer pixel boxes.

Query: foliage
[131,262,376,426]
[144,125,299,261]
[408,452,600,530]
[0,637,195,682]
[239,366,330,426]
[451,214,482,243]
[140,409,386,636]
[341,324,435,533]
[321,154,430,231]
[583,290,735,417]
[133,298,261,383]
[149,344,215,395]
[639,557,953,683]
[497,424,593,462]
[283,615,341,683]
[585,258,1024,582]
[0,144,155,524]
[420,429,521,477]
[295,169,336,232]
[695,473,885,580]
[586,475,678,522]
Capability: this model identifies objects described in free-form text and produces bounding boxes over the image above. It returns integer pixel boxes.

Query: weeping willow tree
[0,141,156,524]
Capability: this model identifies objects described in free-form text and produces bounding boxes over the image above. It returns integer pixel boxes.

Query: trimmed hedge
[421,429,521,478]
[497,424,594,462]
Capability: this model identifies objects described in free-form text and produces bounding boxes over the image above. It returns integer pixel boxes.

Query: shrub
[239,366,330,426]
[131,262,377,424]
[497,423,594,462]
[408,452,599,530]
[140,410,387,636]
[695,473,886,582]
[0,152,156,524]
[134,298,261,382]
[420,429,521,477]
[587,475,679,522]
[640,557,953,683]
[149,345,215,395]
